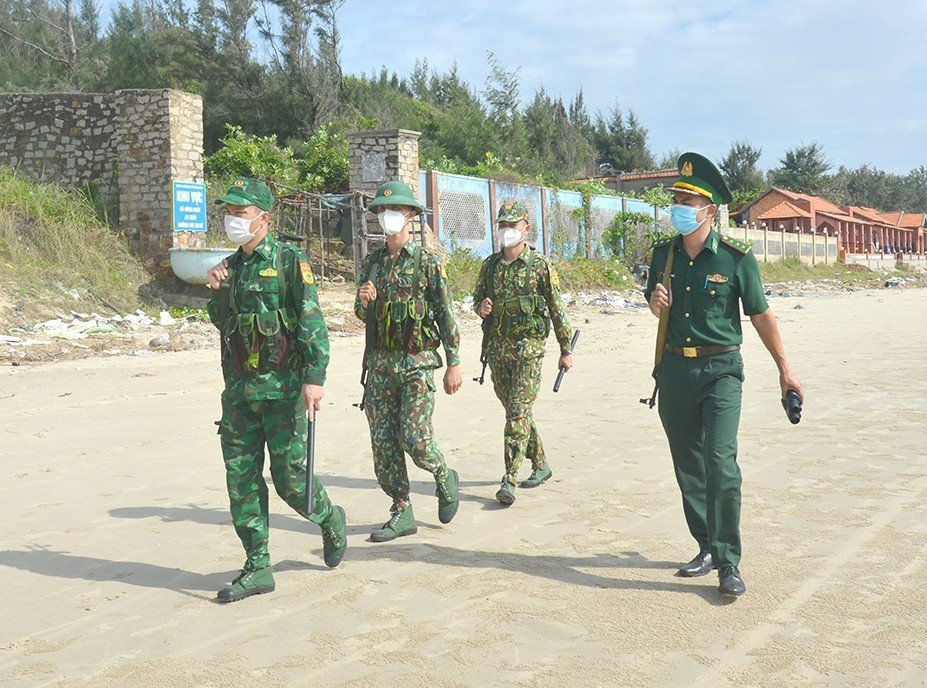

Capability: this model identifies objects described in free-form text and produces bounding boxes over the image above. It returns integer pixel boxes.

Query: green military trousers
[220,395,333,570]
[488,350,547,484]
[657,350,744,568]
[364,366,449,513]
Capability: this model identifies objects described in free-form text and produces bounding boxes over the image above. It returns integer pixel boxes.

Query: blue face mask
[669,203,709,235]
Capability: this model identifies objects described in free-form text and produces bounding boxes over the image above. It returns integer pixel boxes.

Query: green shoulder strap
[486,251,503,302]
[277,244,288,306]
[653,237,678,367]
[412,243,423,300]
[523,247,534,294]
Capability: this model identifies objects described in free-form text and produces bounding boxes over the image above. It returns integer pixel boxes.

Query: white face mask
[378,209,409,236]
[501,226,525,248]
[224,213,260,245]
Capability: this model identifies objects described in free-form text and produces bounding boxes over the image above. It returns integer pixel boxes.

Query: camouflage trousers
[489,351,546,484]
[364,365,449,513]
[220,394,333,570]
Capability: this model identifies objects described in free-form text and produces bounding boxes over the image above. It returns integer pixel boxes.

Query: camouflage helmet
[497,201,529,224]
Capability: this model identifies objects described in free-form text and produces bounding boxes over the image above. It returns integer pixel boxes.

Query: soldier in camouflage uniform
[473,201,574,506]
[355,180,463,541]
[205,177,346,603]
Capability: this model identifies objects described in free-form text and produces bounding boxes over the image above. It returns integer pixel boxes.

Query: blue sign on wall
[171,181,207,232]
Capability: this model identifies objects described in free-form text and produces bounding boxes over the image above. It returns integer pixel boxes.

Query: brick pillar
[347,129,434,258]
[116,88,204,281]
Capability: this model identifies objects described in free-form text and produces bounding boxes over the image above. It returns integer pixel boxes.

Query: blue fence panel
[545,188,584,258]
[495,183,545,254]
[625,199,656,217]
[589,195,624,256]
[434,172,493,257]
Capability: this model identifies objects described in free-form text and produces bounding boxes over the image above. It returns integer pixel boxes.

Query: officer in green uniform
[472,202,573,505]
[355,180,463,542]
[645,153,804,597]
[205,177,347,603]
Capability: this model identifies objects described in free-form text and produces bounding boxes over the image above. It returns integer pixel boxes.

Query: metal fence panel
[435,172,493,256]
[495,183,545,253]
[589,195,624,257]
[545,188,584,258]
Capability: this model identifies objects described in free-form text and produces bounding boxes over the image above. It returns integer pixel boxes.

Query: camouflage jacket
[354,239,461,371]
[472,246,573,359]
[207,234,329,400]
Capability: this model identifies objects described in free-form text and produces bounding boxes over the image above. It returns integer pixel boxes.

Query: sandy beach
[1,287,926,688]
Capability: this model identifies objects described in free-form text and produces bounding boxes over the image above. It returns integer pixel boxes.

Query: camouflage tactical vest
[219,247,300,375]
[370,245,441,354]
[488,248,550,340]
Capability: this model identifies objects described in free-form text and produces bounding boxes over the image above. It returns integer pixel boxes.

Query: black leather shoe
[718,565,746,596]
[678,551,713,577]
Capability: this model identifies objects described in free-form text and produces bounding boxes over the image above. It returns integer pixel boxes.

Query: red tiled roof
[899,213,926,228]
[618,169,679,181]
[844,206,891,225]
[754,200,812,220]
[817,209,855,222]
[879,211,903,225]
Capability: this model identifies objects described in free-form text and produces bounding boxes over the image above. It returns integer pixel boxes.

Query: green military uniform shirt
[354,240,461,370]
[472,246,573,359]
[644,230,769,347]
[208,233,330,400]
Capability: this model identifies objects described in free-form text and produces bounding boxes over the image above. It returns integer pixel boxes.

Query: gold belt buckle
[682,347,698,358]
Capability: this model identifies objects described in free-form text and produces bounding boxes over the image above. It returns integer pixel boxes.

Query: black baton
[553,329,580,393]
[305,410,317,514]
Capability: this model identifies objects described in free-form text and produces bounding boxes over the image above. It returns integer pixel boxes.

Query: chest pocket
[240,278,283,311]
[694,280,732,318]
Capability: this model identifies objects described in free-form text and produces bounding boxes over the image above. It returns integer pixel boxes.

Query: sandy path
[1,288,925,687]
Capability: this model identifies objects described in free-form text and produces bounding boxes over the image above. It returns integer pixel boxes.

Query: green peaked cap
[368,180,423,213]
[215,177,274,211]
[670,152,733,205]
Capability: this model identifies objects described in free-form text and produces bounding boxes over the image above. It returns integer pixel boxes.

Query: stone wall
[0,93,120,208]
[0,88,204,280]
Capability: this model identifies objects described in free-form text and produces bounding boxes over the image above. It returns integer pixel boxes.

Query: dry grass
[0,168,148,326]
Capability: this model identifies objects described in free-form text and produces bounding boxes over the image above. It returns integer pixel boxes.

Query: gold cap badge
[383,188,392,196]
[682,162,693,177]
[234,179,244,187]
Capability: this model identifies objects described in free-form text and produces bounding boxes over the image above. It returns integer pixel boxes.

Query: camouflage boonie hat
[215,177,274,212]
[497,201,529,223]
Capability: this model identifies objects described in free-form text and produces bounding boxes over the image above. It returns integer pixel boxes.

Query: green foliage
[769,142,832,196]
[593,102,655,173]
[443,249,483,300]
[641,184,673,209]
[551,258,634,291]
[442,247,634,296]
[758,259,927,288]
[729,186,765,213]
[204,123,349,193]
[720,140,764,194]
[205,125,300,184]
[602,211,655,267]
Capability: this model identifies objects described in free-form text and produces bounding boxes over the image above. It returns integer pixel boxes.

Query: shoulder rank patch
[550,266,560,287]
[259,268,278,278]
[299,261,315,284]
[707,274,728,284]
[652,235,674,248]
[721,235,752,254]
[440,261,448,280]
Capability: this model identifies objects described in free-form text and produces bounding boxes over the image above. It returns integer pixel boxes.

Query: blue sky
[100,0,927,173]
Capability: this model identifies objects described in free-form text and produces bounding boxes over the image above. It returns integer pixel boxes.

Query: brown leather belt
[665,344,740,358]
